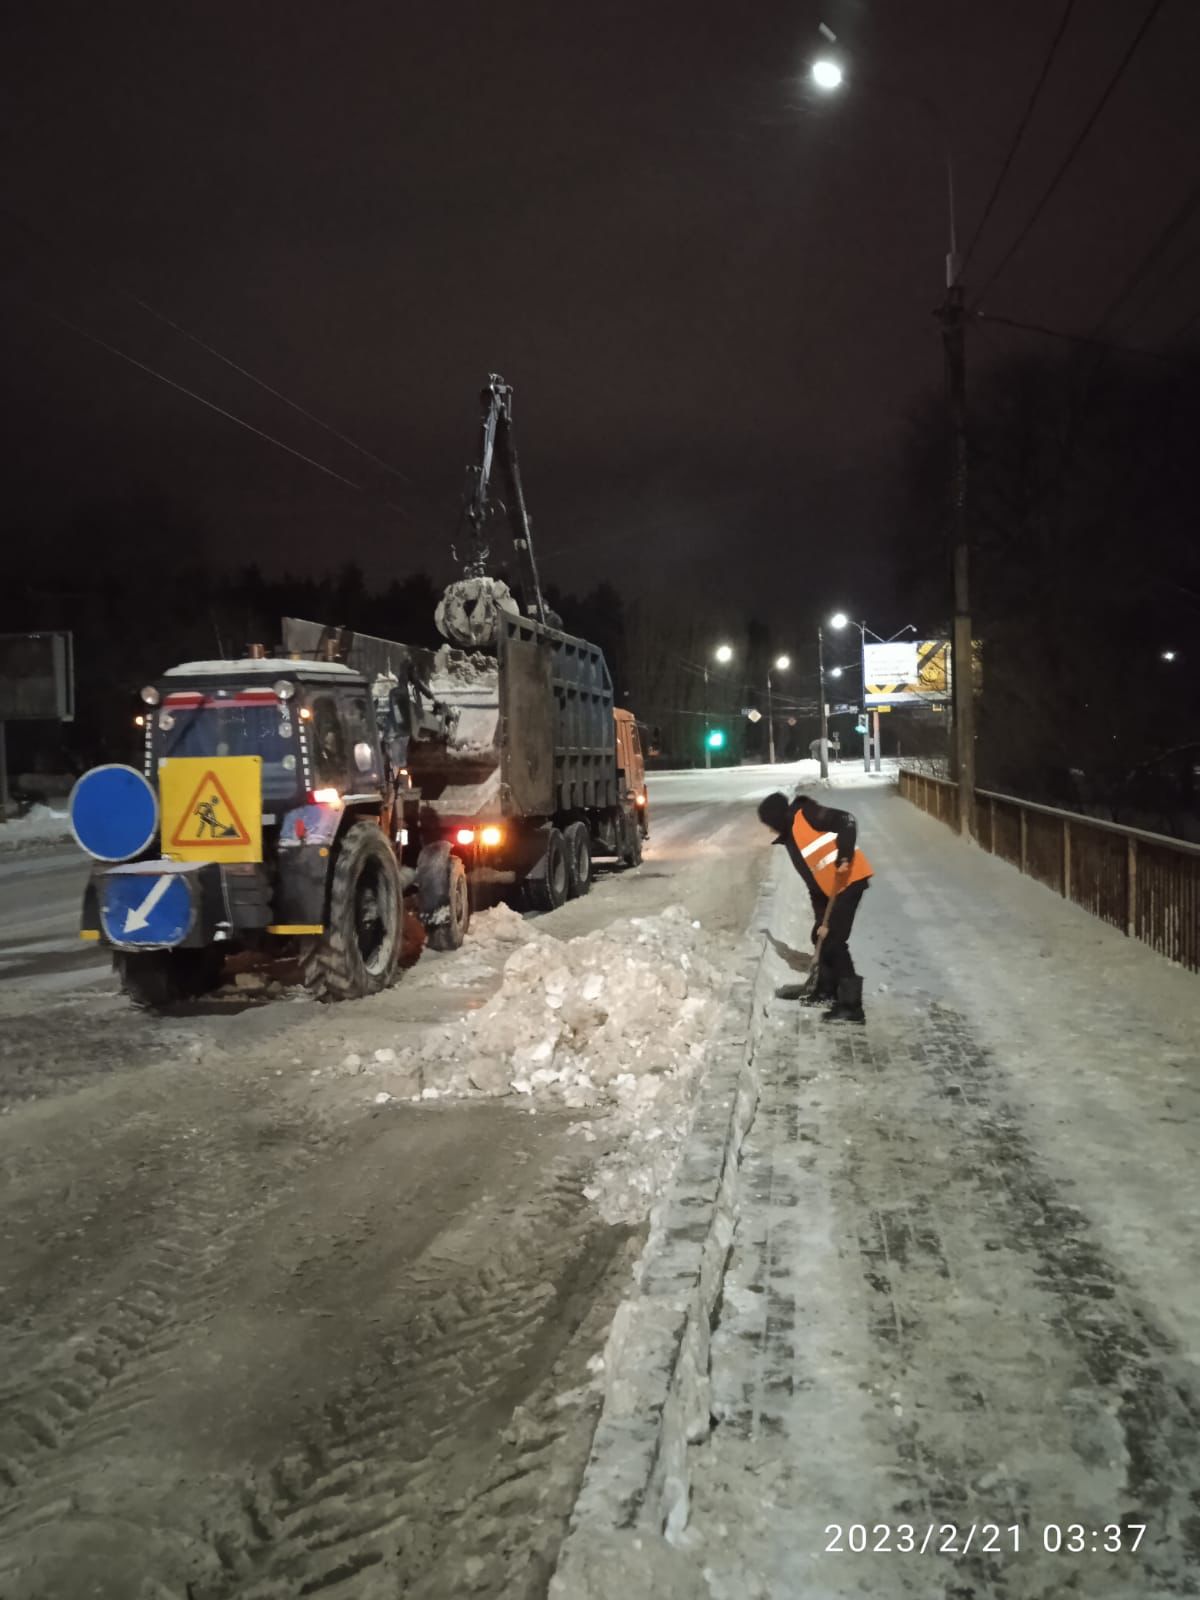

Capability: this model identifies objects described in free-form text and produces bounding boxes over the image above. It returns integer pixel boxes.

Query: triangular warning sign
[169,768,252,849]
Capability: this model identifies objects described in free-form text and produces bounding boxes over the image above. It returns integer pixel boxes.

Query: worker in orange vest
[757,790,873,1023]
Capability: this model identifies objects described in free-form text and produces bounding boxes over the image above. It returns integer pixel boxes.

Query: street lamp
[704,643,735,768]
[1162,649,1178,662]
[809,51,975,835]
[811,58,844,91]
[766,653,790,764]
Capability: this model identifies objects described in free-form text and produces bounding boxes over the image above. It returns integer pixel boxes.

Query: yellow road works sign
[160,756,262,863]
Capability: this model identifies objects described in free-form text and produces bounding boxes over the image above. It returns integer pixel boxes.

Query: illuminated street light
[766,653,791,764]
[811,58,844,91]
[830,666,843,679]
[704,643,735,767]
[1162,649,1178,662]
[829,612,849,631]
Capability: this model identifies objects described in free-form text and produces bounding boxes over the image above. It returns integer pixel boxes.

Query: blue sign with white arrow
[99,867,195,948]
[70,764,159,862]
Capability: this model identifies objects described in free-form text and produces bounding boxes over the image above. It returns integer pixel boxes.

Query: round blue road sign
[69,764,159,862]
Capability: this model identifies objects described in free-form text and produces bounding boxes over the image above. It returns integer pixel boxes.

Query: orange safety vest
[790,811,873,898]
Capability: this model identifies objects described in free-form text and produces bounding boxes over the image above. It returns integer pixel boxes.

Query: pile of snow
[425,645,502,815]
[359,904,726,1223]
[0,804,73,852]
[430,643,498,690]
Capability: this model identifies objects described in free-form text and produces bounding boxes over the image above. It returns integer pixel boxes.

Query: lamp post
[816,625,831,781]
[811,52,976,835]
[766,654,789,763]
[705,642,734,768]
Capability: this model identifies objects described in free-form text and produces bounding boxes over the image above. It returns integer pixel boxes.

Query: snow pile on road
[0,804,73,853]
[364,905,726,1223]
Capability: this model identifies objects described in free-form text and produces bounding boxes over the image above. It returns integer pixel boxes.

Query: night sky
[4,0,1199,633]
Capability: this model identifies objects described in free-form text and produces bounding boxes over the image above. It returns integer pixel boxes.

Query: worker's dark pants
[810,880,868,988]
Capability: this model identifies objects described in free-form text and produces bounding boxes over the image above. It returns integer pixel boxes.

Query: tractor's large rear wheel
[302,822,403,1000]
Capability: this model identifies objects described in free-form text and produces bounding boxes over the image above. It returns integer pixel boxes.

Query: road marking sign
[99,868,194,948]
[160,756,262,863]
[69,764,159,862]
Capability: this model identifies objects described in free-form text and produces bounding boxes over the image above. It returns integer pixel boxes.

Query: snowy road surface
[680,778,1200,1599]
[0,764,783,1600]
[0,848,106,991]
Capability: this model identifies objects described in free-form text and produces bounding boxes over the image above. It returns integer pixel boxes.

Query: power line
[121,290,413,486]
[1093,178,1200,336]
[971,0,1169,309]
[6,205,413,486]
[973,308,1171,360]
[962,0,1079,277]
[28,297,416,521]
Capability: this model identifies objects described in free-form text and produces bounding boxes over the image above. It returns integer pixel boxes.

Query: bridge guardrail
[898,769,1200,974]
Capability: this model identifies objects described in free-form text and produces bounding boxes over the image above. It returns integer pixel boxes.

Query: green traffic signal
[706,728,726,750]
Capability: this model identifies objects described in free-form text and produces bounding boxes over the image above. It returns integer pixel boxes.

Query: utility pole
[767,669,776,765]
[941,280,976,837]
[817,625,830,782]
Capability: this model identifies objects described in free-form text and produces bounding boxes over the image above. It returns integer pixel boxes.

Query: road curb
[551,861,779,1597]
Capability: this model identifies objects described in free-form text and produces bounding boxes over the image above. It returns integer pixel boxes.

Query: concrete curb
[551,862,780,1597]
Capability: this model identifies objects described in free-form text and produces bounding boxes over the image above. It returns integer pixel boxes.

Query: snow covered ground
[0,801,72,852]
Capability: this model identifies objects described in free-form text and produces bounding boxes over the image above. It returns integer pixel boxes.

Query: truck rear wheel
[418,842,470,951]
[527,827,569,911]
[302,821,402,1001]
[116,948,224,1010]
[564,820,592,898]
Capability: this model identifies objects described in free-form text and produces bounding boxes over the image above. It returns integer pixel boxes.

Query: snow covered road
[0,764,786,1600]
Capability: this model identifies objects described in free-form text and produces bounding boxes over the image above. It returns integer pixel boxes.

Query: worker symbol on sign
[194,794,239,839]
[168,768,252,850]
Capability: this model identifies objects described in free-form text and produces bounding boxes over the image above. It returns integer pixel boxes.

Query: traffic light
[705,728,726,751]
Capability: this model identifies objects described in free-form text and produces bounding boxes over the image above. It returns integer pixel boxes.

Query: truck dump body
[282,614,618,825]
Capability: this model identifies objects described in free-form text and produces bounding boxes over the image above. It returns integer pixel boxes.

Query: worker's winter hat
[757,792,791,834]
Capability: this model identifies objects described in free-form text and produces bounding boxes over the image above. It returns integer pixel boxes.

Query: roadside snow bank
[0,804,73,853]
[361,904,725,1223]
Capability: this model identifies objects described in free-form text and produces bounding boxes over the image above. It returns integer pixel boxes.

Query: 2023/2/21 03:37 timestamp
[824,1523,1148,1555]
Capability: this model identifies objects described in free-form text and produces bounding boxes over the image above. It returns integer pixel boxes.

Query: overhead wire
[961,0,1079,278]
[5,205,413,487]
[970,0,1170,310]
[1091,177,1200,337]
[971,309,1172,360]
[28,298,417,522]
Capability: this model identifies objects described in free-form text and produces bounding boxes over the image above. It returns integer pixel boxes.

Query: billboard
[863,639,951,706]
[0,632,75,721]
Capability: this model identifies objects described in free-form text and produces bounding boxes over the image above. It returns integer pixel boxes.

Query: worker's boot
[822,976,865,1025]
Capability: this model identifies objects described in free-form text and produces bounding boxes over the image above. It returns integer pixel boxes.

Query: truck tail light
[480,825,503,847]
[310,787,342,806]
[455,828,476,846]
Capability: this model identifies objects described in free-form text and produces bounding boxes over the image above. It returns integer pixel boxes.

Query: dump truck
[70,375,648,1005]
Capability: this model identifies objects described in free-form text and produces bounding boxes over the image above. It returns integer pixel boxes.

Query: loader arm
[458,375,547,626]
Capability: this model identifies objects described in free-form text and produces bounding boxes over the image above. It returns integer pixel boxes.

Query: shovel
[776,880,839,1002]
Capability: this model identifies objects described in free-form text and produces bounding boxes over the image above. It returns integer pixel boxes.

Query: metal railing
[898,769,1200,974]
